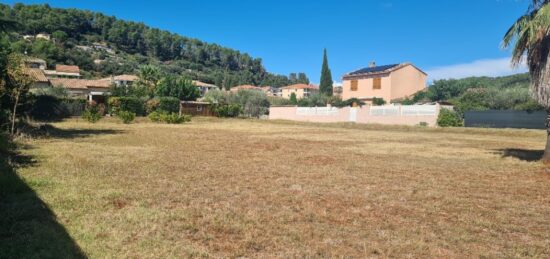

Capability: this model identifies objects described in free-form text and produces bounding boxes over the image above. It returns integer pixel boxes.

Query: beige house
[342,63,427,104]
[192,80,219,96]
[281,84,319,99]
[44,65,81,78]
[230,85,261,93]
[49,78,111,103]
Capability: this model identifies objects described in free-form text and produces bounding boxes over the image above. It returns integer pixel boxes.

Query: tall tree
[319,48,333,96]
[503,0,550,162]
[5,53,33,135]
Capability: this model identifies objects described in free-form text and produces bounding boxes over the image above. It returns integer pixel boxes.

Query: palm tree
[503,0,550,162]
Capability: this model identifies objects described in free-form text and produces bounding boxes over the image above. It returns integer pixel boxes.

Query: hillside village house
[192,80,218,96]
[342,62,427,104]
[230,84,262,92]
[44,65,81,78]
[102,74,139,87]
[281,84,319,99]
[49,78,111,103]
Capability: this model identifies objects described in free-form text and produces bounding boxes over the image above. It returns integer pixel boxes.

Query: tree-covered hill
[403,73,543,113]
[0,3,309,88]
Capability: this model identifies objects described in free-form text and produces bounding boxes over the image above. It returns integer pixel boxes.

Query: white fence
[296,107,339,116]
[370,105,437,116]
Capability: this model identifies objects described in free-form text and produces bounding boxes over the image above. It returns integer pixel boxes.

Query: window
[196,106,203,111]
[351,80,358,91]
[373,78,382,89]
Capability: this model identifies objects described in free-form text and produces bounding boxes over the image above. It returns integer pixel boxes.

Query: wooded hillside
[0,3,309,88]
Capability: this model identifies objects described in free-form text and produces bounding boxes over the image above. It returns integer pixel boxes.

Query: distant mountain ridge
[0,3,309,88]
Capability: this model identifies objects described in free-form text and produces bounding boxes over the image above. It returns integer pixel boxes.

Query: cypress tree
[319,48,333,96]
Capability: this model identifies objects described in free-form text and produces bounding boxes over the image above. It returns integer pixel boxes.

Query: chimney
[368,61,376,68]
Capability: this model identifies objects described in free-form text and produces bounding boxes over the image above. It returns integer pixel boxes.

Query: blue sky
[3,0,530,83]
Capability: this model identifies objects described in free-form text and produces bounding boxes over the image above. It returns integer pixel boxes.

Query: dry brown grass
[14,117,550,258]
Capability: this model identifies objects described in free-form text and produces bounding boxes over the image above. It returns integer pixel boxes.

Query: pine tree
[290,92,297,104]
[319,48,333,96]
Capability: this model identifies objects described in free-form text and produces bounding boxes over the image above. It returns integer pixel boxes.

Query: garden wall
[269,105,440,127]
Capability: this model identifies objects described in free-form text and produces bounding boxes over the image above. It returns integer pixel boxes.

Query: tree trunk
[10,91,19,136]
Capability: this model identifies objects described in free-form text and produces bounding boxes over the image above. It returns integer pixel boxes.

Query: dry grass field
[2,117,550,258]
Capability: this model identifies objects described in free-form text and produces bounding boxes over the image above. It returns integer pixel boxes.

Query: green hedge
[437,108,463,127]
[158,97,180,113]
[29,95,86,121]
[108,97,145,116]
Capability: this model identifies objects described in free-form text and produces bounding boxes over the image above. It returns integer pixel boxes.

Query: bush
[81,104,102,123]
[213,104,242,118]
[109,97,145,116]
[29,95,87,121]
[372,97,386,106]
[437,108,463,127]
[117,111,135,124]
[148,110,190,124]
[158,96,180,113]
[145,98,160,114]
[331,98,366,108]
[418,121,429,127]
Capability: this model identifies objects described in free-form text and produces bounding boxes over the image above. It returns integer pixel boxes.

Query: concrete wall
[389,65,427,100]
[269,105,440,127]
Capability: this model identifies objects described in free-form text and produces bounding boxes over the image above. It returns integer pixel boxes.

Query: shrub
[109,97,145,116]
[148,110,190,124]
[158,97,180,113]
[418,121,429,127]
[372,97,386,106]
[117,111,135,124]
[437,108,463,127]
[29,95,87,121]
[213,104,242,117]
[81,104,102,123]
[145,98,160,114]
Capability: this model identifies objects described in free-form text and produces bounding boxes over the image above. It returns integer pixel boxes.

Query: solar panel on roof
[349,64,400,75]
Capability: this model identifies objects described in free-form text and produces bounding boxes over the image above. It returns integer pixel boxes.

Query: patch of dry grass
[12,117,550,257]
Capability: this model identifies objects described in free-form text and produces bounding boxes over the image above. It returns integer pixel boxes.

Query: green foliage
[213,104,242,118]
[437,109,463,127]
[404,73,543,113]
[145,98,160,114]
[108,97,145,116]
[204,89,267,117]
[289,92,297,104]
[268,96,294,106]
[296,94,330,107]
[148,110,190,124]
[0,3,309,88]
[158,97,180,113]
[110,84,148,98]
[319,48,333,96]
[155,76,200,101]
[372,97,386,106]
[117,110,135,124]
[81,104,102,123]
[234,90,269,117]
[331,98,366,108]
[28,95,86,121]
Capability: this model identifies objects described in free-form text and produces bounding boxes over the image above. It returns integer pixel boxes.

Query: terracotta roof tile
[55,65,80,74]
[24,68,49,82]
[49,78,111,89]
